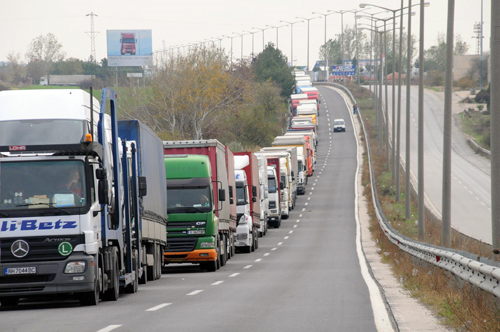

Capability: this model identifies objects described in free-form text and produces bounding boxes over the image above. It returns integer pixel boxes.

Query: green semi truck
[163,140,236,272]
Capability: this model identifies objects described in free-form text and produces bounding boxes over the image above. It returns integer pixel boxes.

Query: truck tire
[102,255,119,301]
[147,244,155,281]
[200,260,217,272]
[255,230,259,250]
[80,278,100,306]
[220,234,227,267]
[216,236,221,270]
[125,250,139,294]
[226,236,232,260]
[250,230,255,252]
[0,297,19,307]
[156,244,162,280]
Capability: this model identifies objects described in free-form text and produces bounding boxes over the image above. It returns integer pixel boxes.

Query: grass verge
[349,83,500,331]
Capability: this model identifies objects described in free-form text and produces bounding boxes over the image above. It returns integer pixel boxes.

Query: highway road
[0,88,388,331]
[381,86,491,243]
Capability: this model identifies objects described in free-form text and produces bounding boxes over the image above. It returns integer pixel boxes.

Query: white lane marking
[229,273,240,277]
[302,208,306,211]
[294,225,298,228]
[277,242,283,246]
[312,187,315,190]
[296,220,300,223]
[289,230,293,234]
[211,281,224,286]
[307,197,311,201]
[305,203,308,206]
[97,325,122,332]
[244,265,252,269]
[319,172,323,174]
[255,258,262,262]
[271,248,277,251]
[284,236,289,239]
[337,87,394,331]
[309,192,313,195]
[187,290,204,296]
[264,253,270,256]
[299,214,303,217]
[146,303,172,311]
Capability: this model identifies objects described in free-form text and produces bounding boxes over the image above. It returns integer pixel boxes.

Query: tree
[5,52,26,85]
[253,43,295,98]
[424,32,469,72]
[318,38,341,67]
[25,33,66,82]
[52,58,84,75]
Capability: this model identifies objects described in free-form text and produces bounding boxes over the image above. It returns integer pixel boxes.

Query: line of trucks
[0,83,320,306]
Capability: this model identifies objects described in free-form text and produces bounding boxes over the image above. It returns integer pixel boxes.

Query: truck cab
[120,33,137,55]
[266,166,281,228]
[234,170,254,253]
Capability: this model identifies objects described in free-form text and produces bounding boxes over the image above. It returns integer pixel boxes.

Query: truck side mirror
[252,185,257,197]
[98,180,109,205]
[96,168,107,180]
[229,186,234,204]
[219,189,226,202]
[138,176,147,197]
[280,182,284,190]
[291,171,295,181]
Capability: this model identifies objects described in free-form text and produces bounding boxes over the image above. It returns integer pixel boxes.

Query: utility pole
[442,0,455,247]
[490,0,500,257]
[86,12,98,64]
[405,0,412,220]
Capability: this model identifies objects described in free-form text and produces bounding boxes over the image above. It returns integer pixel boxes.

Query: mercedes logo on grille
[11,240,29,258]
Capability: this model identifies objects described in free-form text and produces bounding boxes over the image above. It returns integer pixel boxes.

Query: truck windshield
[122,38,135,43]
[166,186,212,212]
[298,160,303,173]
[236,183,247,206]
[268,177,277,193]
[0,120,86,146]
[0,160,87,212]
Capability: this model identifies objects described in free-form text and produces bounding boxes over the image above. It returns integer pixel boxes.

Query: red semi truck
[121,33,137,55]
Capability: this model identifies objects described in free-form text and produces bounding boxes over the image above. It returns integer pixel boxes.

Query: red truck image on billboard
[120,33,137,55]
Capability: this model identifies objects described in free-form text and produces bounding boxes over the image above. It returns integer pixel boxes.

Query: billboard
[331,65,356,76]
[107,30,152,67]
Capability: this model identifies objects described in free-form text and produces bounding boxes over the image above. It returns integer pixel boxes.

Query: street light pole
[297,16,321,73]
[418,0,426,240]
[405,0,412,220]
[233,32,244,63]
[281,20,303,68]
[313,12,335,80]
[244,31,256,56]
[252,26,271,51]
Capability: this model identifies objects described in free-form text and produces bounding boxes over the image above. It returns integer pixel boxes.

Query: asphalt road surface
[0,87,384,332]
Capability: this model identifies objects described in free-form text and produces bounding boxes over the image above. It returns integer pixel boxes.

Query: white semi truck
[0,89,166,306]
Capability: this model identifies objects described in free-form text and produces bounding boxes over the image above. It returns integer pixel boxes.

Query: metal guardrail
[314,82,500,298]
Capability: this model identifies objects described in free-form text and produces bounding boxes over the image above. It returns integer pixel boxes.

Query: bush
[454,76,476,90]
[475,90,490,104]
[79,77,104,90]
[425,70,444,86]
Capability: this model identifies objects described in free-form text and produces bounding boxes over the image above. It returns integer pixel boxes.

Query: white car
[333,119,346,132]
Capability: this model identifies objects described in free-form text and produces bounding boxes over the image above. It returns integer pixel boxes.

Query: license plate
[5,267,36,275]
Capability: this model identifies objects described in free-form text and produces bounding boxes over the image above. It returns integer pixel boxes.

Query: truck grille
[165,238,198,253]
[0,235,84,263]
[1,274,55,284]
[167,220,207,229]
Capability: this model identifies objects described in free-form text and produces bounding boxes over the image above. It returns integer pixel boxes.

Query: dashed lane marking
[278,242,283,246]
[229,273,240,277]
[271,248,277,251]
[97,325,122,332]
[146,303,172,311]
[244,265,252,269]
[264,253,270,256]
[187,290,204,296]
[255,259,262,262]
[289,230,293,234]
[284,236,289,239]
[211,281,224,286]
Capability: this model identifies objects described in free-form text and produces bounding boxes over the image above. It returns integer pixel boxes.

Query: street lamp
[266,25,288,50]
[244,30,257,56]
[328,10,353,84]
[252,26,271,51]
[233,32,244,62]
[222,35,235,69]
[296,16,321,73]
[280,20,303,68]
[313,11,336,80]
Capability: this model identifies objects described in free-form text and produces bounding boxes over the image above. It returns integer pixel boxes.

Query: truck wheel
[156,244,162,280]
[125,250,139,294]
[102,257,119,301]
[216,236,221,270]
[255,231,259,250]
[0,297,19,307]
[220,234,227,267]
[200,260,217,272]
[251,231,255,252]
[147,244,155,281]
[80,278,100,306]
[231,236,236,256]
[226,236,232,260]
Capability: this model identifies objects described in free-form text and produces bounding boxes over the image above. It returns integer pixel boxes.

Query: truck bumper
[235,224,252,247]
[164,249,217,264]
[0,252,95,299]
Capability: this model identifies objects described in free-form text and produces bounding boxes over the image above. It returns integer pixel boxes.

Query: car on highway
[333,119,346,132]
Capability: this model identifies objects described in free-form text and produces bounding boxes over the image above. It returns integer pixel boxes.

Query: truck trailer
[163,140,235,271]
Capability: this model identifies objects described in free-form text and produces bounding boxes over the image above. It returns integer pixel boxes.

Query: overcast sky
[1,0,491,69]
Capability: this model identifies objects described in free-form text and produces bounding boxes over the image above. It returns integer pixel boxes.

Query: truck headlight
[64,261,86,274]
[200,241,214,248]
